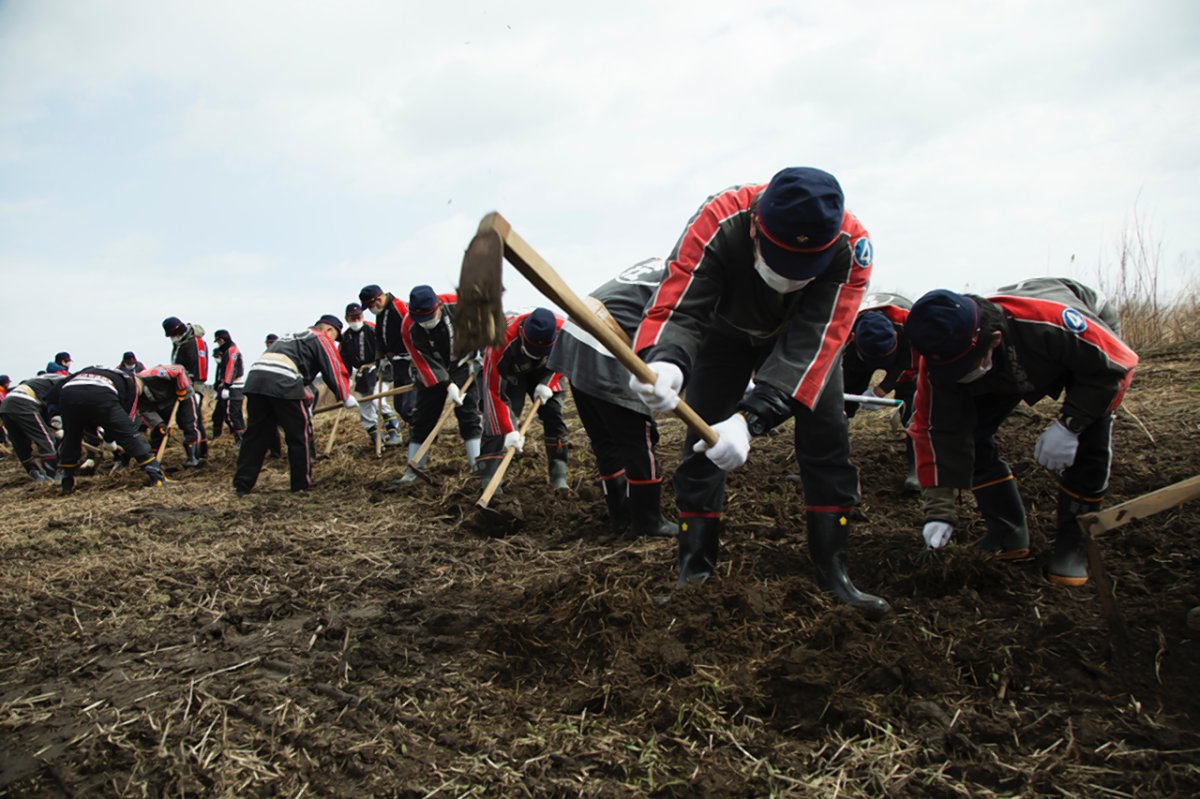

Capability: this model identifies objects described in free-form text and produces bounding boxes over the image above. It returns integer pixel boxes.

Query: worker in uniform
[905,277,1138,586]
[163,316,210,459]
[46,352,72,376]
[546,258,677,538]
[477,308,569,494]
[340,302,403,447]
[137,364,204,467]
[117,352,146,374]
[0,372,67,481]
[233,316,355,495]
[396,286,482,483]
[56,367,168,494]
[359,284,417,429]
[629,166,889,617]
[841,292,920,491]
[210,329,246,443]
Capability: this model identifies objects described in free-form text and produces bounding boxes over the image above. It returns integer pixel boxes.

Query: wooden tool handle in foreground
[312,383,414,416]
[476,212,718,448]
[477,396,543,509]
[1077,474,1200,537]
[155,398,180,463]
[410,372,476,469]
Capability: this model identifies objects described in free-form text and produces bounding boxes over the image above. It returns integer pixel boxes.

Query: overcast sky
[1,1,1197,381]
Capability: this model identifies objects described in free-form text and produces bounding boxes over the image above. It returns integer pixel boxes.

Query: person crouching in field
[0,372,67,481]
[546,258,677,538]
[476,309,569,494]
[137,364,204,468]
[906,277,1138,586]
[233,316,355,495]
[56,367,169,495]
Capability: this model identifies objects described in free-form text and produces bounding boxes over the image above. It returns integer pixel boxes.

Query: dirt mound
[1,342,1198,797]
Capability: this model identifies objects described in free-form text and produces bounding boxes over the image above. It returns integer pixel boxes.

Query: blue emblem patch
[1061,308,1088,334]
[853,238,873,269]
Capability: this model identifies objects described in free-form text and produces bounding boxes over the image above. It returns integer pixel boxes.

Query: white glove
[922,521,954,549]
[534,383,554,403]
[629,362,683,413]
[446,382,465,406]
[858,401,882,413]
[343,395,359,409]
[104,441,119,452]
[503,431,525,453]
[692,413,751,471]
[1034,420,1079,470]
[220,389,230,400]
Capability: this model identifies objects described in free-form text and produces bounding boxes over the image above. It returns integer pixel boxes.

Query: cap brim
[409,311,437,323]
[923,336,992,382]
[758,237,838,280]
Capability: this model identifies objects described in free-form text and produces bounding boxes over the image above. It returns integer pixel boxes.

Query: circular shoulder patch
[1061,307,1088,334]
[852,238,873,269]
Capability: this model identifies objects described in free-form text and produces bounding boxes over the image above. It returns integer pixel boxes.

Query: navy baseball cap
[358,284,384,306]
[122,351,136,362]
[755,167,845,280]
[907,289,988,380]
[315,314,343,338]
[853,311,899,367]
[408,285,441,322]
[162,317,186,337]
[521,308,558,357]
[345,302,364,317]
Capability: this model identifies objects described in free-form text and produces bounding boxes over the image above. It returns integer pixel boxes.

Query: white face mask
[957,351,994,383]
[419,317,439,331]
[170,334,183,343]
[347,320,364,331]
[754,255,814,294]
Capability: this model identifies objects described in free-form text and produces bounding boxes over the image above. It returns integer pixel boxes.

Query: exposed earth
[1,342,1198,797]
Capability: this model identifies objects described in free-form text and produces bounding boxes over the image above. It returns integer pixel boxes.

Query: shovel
[477,396,542,510]
[155,398,180,463]
[406,372,477,486]
[455,212,717,448]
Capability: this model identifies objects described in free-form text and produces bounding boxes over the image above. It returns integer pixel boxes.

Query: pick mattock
[1076,474,1200,649]
[477,396,542,510]
[155,398,180,464]
[312,383,414,416]
[455,211,717,448]
[406,372,477,486]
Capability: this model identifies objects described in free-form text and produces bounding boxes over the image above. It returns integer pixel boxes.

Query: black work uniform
[633,184,874,519]
[401,299,482,444]
[234,330,351,493]
[0,375,67,476]
[57,368,153,471]
[170,324,210,455]
[373,294,417,424]
[211,340,245,438]
[547,258,667,487]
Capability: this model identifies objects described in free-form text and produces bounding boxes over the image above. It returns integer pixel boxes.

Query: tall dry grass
[1090,206,1200,351]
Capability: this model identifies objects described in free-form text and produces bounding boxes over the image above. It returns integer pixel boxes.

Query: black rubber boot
[972,477,1030,559]
[1049,490,1099,586]
[677,517,720,585]
[142,458,170,488]
[365,425,379,447]
[628,481,677,538]
[548,459,569,490]
[601,474,630,533]
[183,444,202,467]
[806,511,891,619]
[59,468,76,496]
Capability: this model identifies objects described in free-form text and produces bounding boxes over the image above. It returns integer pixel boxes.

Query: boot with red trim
[1049,489,1100,586]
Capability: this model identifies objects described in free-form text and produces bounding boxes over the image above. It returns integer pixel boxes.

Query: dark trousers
[478,376,569,472]
[411,366,482,443]
[971,394,1113,498]
[390,358,416,424]
[675,332,859,515]
[0,399,60,474]
[58,388,151,469]
[212,388,246,437]
[572,387,662,483]
[234,394,313,492]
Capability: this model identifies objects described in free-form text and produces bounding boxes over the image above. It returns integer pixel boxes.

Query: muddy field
[1,343,1198,798]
